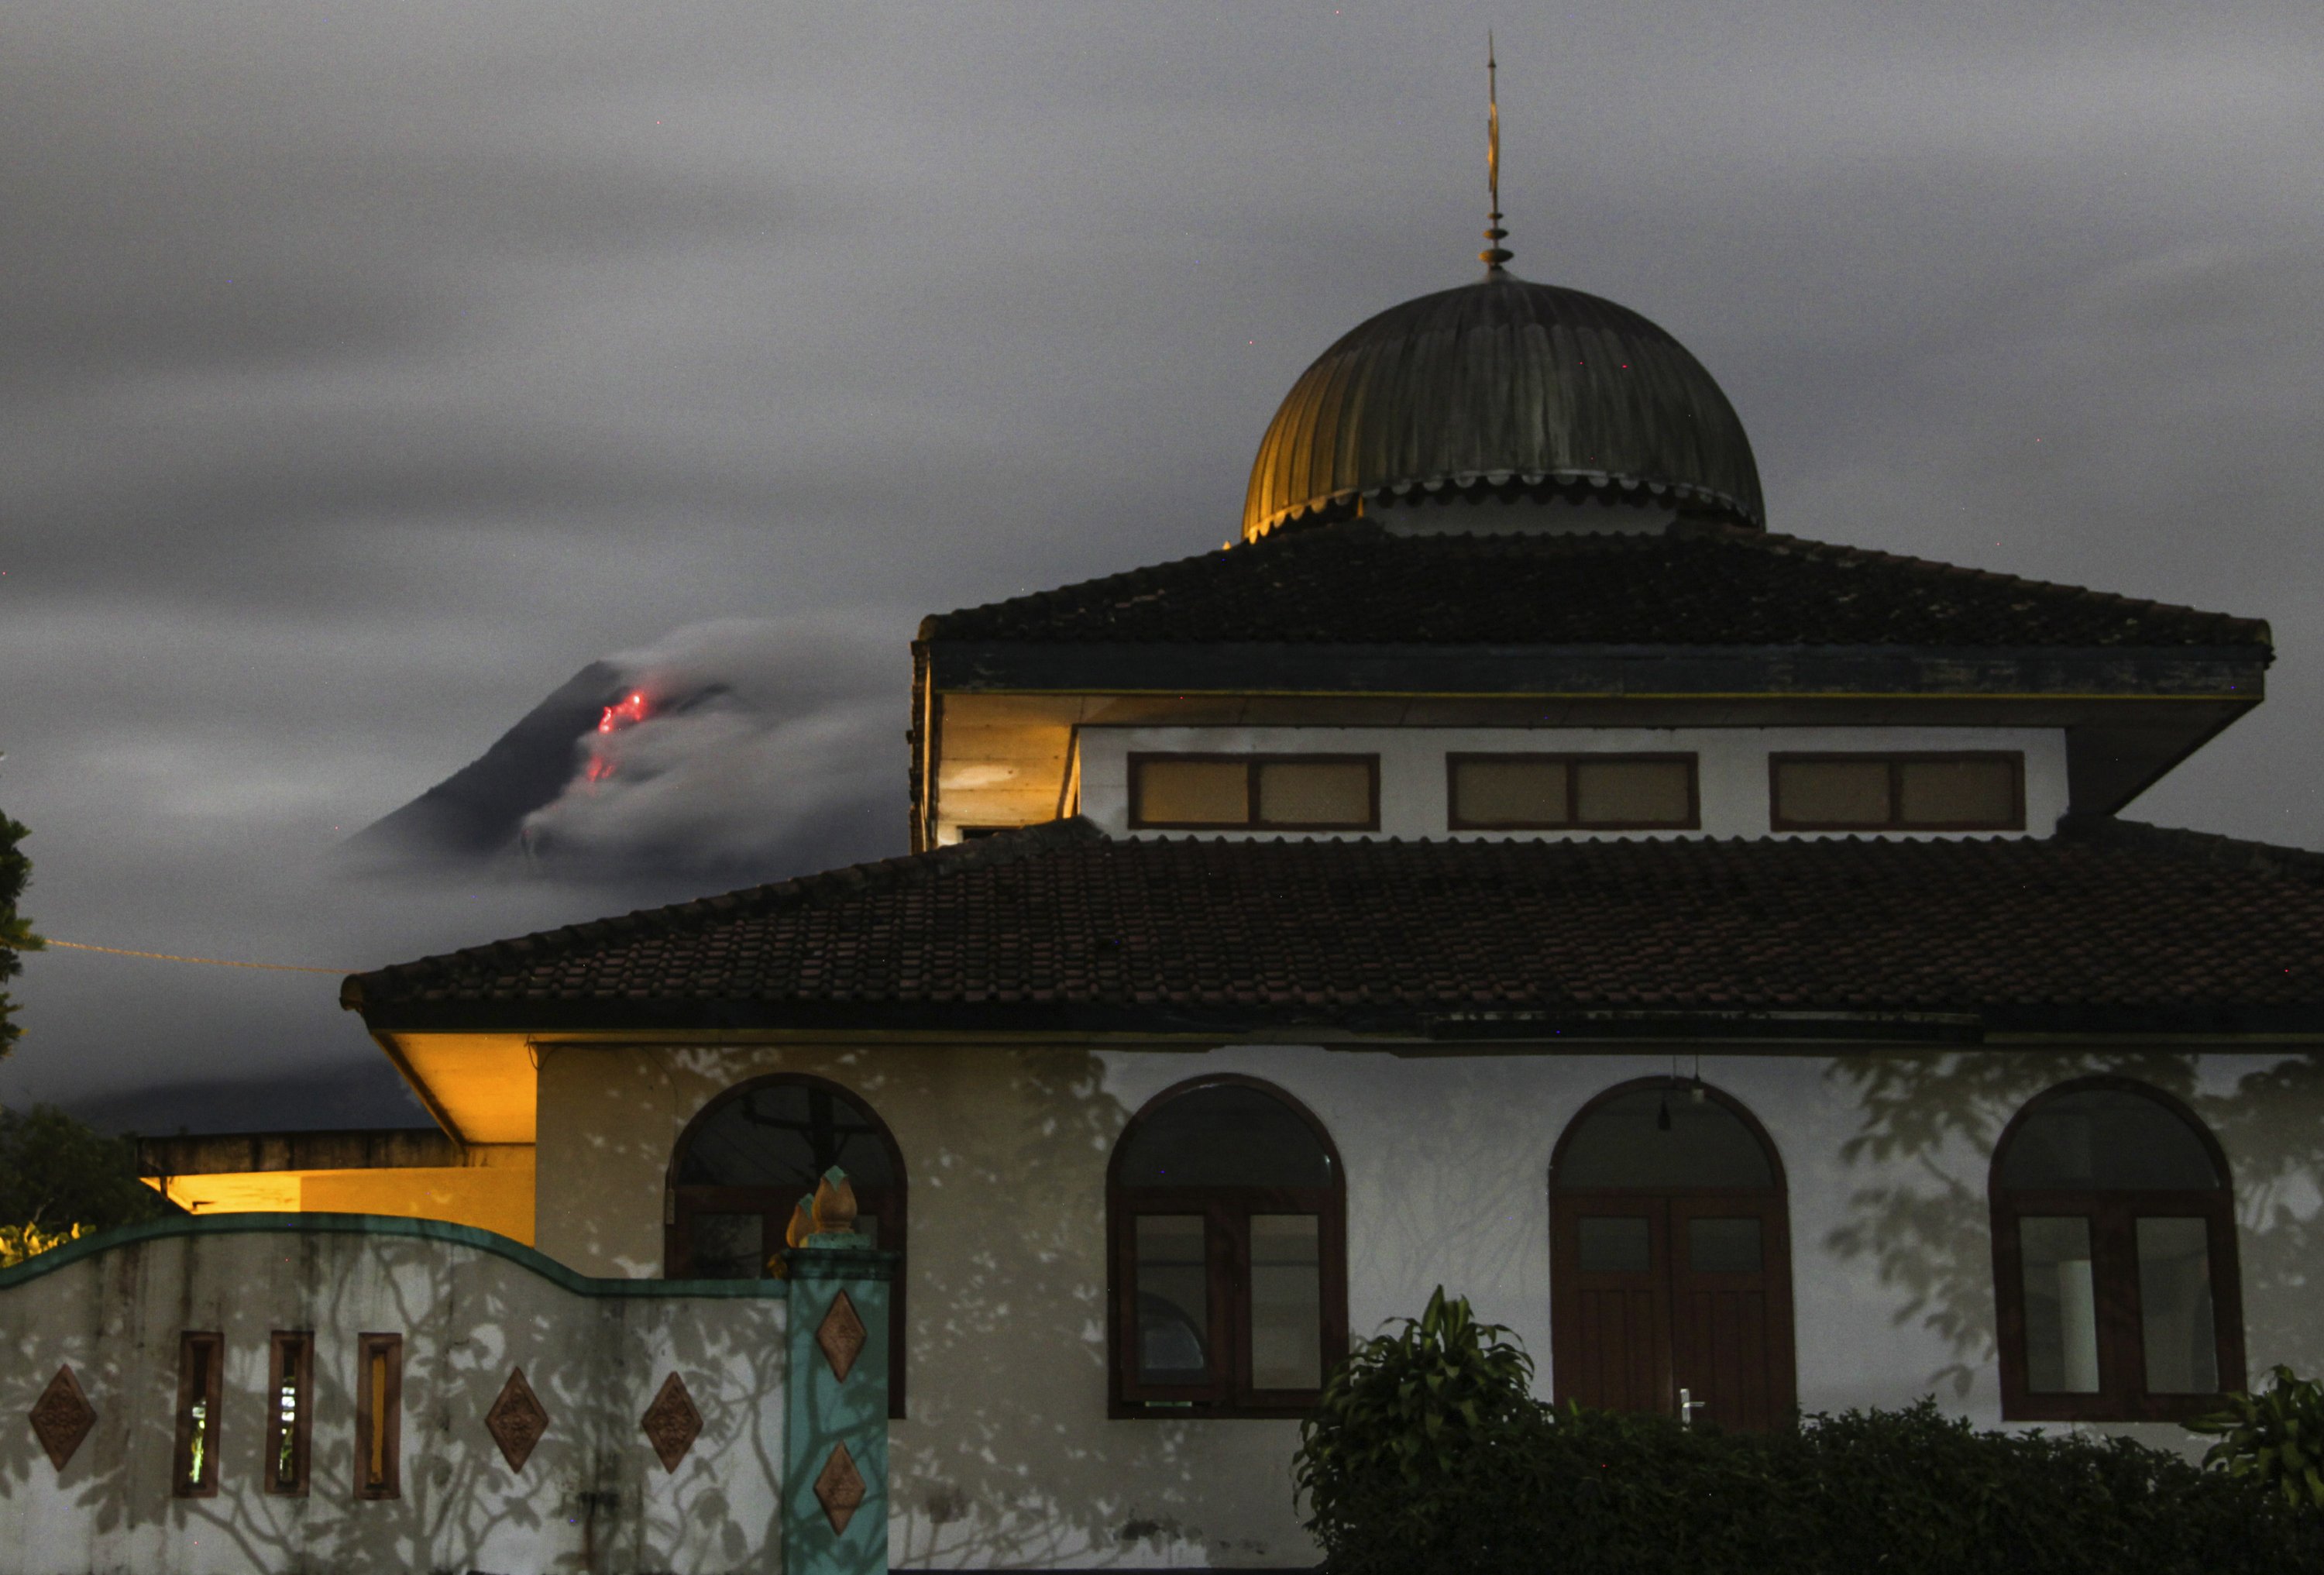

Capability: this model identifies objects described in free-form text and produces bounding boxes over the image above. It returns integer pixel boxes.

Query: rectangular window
[353,1333,402,1501]
[173,1331,224,1498]
[689,1213,766,1279]
[1576,1216,1653,1274]
[2019,1216,2102,1394]
[2136,1217,2219,1394]
[1133,1215,1212,1385]
[1686,1216,1764,1274]
[1771,753,2023,831]
[265,1332,313,1496]
[1447,755,1698,830]
[1129,755,1378,830]
[1247,1214,1323,1391]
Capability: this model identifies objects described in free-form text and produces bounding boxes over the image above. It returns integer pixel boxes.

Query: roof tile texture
[355,819,2324,1024]
[924,523,2265,650]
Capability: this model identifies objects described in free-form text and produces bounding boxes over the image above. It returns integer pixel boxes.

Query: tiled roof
[347,817,2324,1037]
[923,523,2267,651]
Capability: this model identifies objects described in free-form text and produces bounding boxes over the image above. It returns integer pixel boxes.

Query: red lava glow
[598,691,649,734]
[586,690,650,782]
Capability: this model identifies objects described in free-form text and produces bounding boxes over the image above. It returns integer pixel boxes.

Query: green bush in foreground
[2192,1364,2324,1513]
[1297,1289,2324,1575]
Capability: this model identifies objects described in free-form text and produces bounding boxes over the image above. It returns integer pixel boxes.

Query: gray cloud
[4,0,2322,1125]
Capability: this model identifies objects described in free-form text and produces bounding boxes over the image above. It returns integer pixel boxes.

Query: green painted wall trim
[0,1211,788,1301]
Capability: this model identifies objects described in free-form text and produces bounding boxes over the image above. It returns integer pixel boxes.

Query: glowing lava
[585,690,650,782]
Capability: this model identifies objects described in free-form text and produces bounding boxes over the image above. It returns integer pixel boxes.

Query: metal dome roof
[1243,275,1764,541]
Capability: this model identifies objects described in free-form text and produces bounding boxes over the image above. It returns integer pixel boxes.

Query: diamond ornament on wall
[813,1440,868,1533]
[639,1371,702,1473]
[817,1290,868,1381]
[28,1364,95,1471]
[485,1367,551,1472]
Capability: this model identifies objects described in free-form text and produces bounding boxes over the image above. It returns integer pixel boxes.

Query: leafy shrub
[2192,1365,2324,1514]
[0,1220,84,1269]
[1295,1288,2324,1575]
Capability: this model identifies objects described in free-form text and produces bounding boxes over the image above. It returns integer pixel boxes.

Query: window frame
[1988,1077,2247,1422]
[1127,753,1381,832]
[1769,751,2025,832]
[1446,752,1702,832]
[352,1332,402,1501]
[664,1071,909,1419]
[263,1329,314,1497]
[1107,1075,1349,1419]
[172,1330,224,1498]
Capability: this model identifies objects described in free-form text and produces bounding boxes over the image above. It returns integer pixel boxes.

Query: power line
[36,939,348,975]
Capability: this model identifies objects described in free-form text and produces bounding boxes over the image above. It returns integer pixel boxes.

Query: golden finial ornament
[1481,33,1513,275]
[810,1167,859,1236]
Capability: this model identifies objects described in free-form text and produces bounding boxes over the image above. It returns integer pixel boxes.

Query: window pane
[1135,1215,1211,1384]
[1687,1216,1762,1273]
[1558,1088,1777,1188]
[690,1213,766,1279]
[1117,1085,1334,1188]
[1136,759,1250,825]
[1574,759,1693,827]
[1452,759,1569,827]
[1256,761,1371,827]
[1996,1088,2222,1191]
[2137,1217,2219,1394]
[2020,1216,2101,1393]
[1897,758,2018,827]
[1775,759,1891,826]
[676,1081,897,1188]
[1249,1215,1322,1389]
[1577,1216,1652,1274]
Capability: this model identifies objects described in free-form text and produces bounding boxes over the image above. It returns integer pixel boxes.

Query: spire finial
[1481,34,1512,275]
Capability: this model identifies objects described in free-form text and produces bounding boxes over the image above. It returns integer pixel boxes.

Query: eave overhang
[349,992,2324,1043]
[922,639,2269,700]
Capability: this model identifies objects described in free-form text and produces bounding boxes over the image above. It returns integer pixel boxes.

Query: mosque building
[22,122,2324,1573]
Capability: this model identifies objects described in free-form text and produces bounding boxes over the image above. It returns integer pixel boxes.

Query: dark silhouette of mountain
[340,659,627,868]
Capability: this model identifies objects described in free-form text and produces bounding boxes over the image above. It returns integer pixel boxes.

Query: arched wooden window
[666,1075,908,1415]
[1550,1079,1796,1432]
[1989,1078,2244,1421]
[1109,1076,1346,1418]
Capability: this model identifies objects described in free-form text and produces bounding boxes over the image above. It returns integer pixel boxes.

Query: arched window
[1550,1080,1796,1432]
[1109,1077,1346,1417]
[666,1075,908,1415]
[1989,1078,2244,1421]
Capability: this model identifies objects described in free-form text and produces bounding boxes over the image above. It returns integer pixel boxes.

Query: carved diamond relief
[813,1440,868,1534]
[28,1365,95,1471]
[485,1367,551,1473]
[639,1371,702,1473]
[817,1290,868,1381]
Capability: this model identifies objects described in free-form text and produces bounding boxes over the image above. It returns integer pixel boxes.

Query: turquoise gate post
[782,1168,898,1575]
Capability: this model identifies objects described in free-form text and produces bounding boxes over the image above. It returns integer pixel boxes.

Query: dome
[1243,275,1764,541]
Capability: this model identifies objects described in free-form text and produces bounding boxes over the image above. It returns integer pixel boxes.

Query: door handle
[1679,1387,1707,1428]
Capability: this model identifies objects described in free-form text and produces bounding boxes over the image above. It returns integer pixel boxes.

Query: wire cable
[36,939,348,975]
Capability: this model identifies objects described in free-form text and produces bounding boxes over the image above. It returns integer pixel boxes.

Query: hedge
[1296,1291,2324,1575]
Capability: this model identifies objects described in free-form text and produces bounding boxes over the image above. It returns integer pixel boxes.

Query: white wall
[1074,725,2071,841]
[528,1037,2324,1570]
[0,1219,787,1575]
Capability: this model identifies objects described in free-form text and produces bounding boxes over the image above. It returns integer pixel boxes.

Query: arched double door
[1550,1081,1796,1432]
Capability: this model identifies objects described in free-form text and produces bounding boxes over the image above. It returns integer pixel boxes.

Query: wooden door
[1552,1192,1795,1430]
[1552,1195,1671,1414]
[1666,1195,1794,1432]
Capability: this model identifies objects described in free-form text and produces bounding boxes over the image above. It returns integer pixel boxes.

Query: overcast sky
[4,1,2322,1131]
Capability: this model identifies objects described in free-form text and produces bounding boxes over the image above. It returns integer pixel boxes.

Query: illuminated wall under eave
[153,1152,535,1246]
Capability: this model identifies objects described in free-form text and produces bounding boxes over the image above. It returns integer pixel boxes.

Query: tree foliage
[0,802,38,1060]
[0,1105,176,1258]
